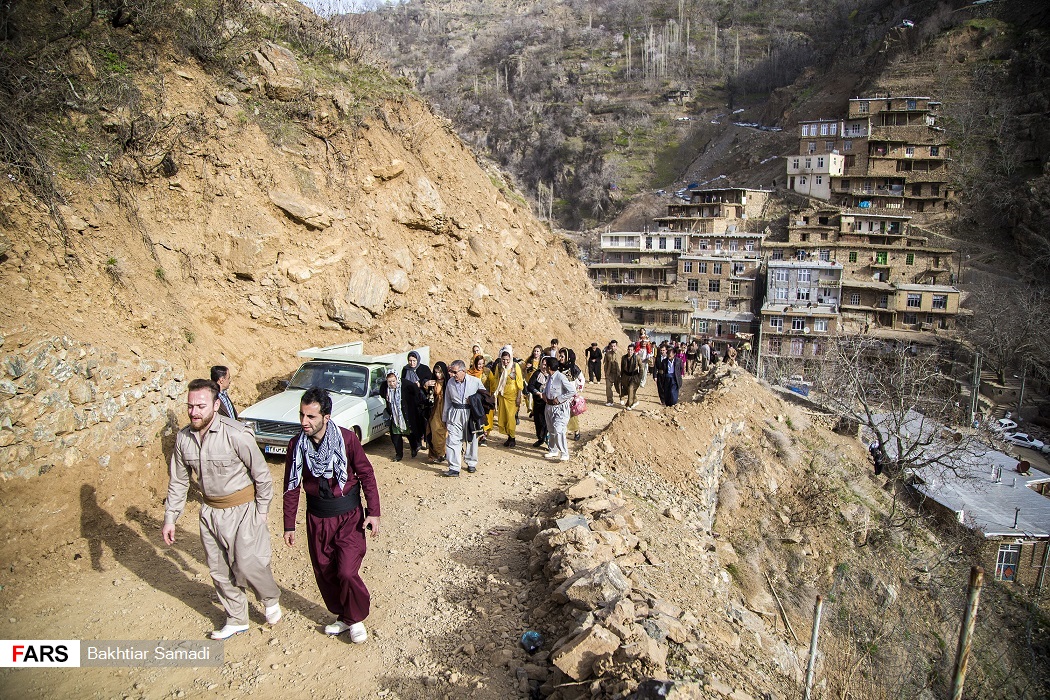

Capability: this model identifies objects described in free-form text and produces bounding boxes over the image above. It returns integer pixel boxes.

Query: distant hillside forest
[341,0,1050,266]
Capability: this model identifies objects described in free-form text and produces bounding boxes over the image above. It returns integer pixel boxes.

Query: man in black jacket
[585,342,603,383]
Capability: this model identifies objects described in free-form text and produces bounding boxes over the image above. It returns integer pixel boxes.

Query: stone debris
[523,471,714,700]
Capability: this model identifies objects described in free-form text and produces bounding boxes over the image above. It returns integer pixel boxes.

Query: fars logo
[1,641,80,667]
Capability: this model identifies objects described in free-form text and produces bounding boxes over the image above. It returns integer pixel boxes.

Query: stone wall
[0,334,183,480]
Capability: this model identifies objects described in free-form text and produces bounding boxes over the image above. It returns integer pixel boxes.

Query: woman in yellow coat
[493,347,524,447]
[522,345,543,417]
[469,354,497,442]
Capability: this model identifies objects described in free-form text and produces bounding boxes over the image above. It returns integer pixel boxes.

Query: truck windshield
[288,362,369,397]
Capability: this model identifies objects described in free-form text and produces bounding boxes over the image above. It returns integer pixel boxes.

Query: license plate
[265,445,287,455]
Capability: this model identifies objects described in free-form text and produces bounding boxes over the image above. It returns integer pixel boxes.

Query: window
[878,295,889,309]
[713,263,723,275]
[687,279,699,292]
[814,319,828,332]
[912,184,922,196]
[745,241,754,252]
[772,250,784,261]
[792,158,800,169]
[697,320,708,333]
[816,176,823,185]
[683,261,693,273]
[850,293,861,305]
[829,123,837,135]
[996,544,1021,582]
[775,269,789,282]
[825,141,835,152]
[790,339,804,356]
[769,337,782,354]
[905,146,915,158]
[800,176,808,185]
[729,323,739,334]
[698,261,708,274]
[645,236,653,249]
[819,249,830,261]
[730,281,740,296]
[714,240,723,251]
[729,240,738,251]
[817,157,825,168]
[797,287,810,301]
[707,299,720,311]
[932,294,948,310]
[848,251,858,263]
[903,312,917,325]
[875,251,888,265]
[708,279,721,293]
[844,140,852,151]
[930,145,940,156]
[798,269,812,282]
[906,253,915,265]
[674,237,683,250]
[820,123,829,136]
[792,318,805,331]
[769,316,783,331]
[775,288,788,301]
[808,142,816,153]
[907,293,921,308]
[906,99,917,110]
[859,101,869,113]
[805,158,812,169]
[797,249,807,261]
[659,237,667,250]
[926,313,935,325]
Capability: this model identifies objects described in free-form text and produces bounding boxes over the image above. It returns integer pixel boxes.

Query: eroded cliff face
[0,44,624,495]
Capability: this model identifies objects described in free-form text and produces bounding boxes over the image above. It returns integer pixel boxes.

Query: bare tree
[963,280,1050,383]
[808,337,991,522]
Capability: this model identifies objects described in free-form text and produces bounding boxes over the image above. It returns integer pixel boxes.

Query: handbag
[570,393,587,416]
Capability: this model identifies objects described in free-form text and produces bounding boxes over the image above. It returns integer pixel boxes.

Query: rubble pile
[519,473,723,700]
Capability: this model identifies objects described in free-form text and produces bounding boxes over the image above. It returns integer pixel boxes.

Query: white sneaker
[325,620,351,635]
[211,623,249,640]
[560,454,570,462]
[605,402,614,406]
[349,621,368,644]
[265,604,282,625]
[544,451,560,459]
[629,402,639,409]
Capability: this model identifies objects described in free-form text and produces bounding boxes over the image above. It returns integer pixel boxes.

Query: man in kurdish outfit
[162,378,281,640]
[283,387,381,643]
[442,359,483,476]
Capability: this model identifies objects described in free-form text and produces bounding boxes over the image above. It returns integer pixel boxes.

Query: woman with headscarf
[379,369,423,461]
[400,351,432,446]
[522,345,543,418]
[526,356,549,449]
[468,354,495,444]
[558,348,585,441]
[424,362,449,463]
[493,347,524,447]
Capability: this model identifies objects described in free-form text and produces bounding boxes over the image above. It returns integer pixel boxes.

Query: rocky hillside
[521,367,1050,699]
[0,1,624,557]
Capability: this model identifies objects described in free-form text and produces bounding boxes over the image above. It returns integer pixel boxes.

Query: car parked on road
[992,418,1018,434]
[1003,432,1046,451]
[240,341,429,456]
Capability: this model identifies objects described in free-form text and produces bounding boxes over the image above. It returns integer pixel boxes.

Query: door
[366,367,389,441]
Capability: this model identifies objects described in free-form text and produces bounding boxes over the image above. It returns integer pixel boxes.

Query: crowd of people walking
[385,334,746,478]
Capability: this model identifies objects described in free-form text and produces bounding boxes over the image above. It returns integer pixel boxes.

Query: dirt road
[1,379,666,699]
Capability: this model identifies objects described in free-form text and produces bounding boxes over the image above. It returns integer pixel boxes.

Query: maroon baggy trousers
[306,507,370,625]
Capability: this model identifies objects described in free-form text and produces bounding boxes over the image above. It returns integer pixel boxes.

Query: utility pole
[968,351,981,426]
[950,567,984,700]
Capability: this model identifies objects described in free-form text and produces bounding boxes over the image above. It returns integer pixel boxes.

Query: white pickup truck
[240,342,430,456]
